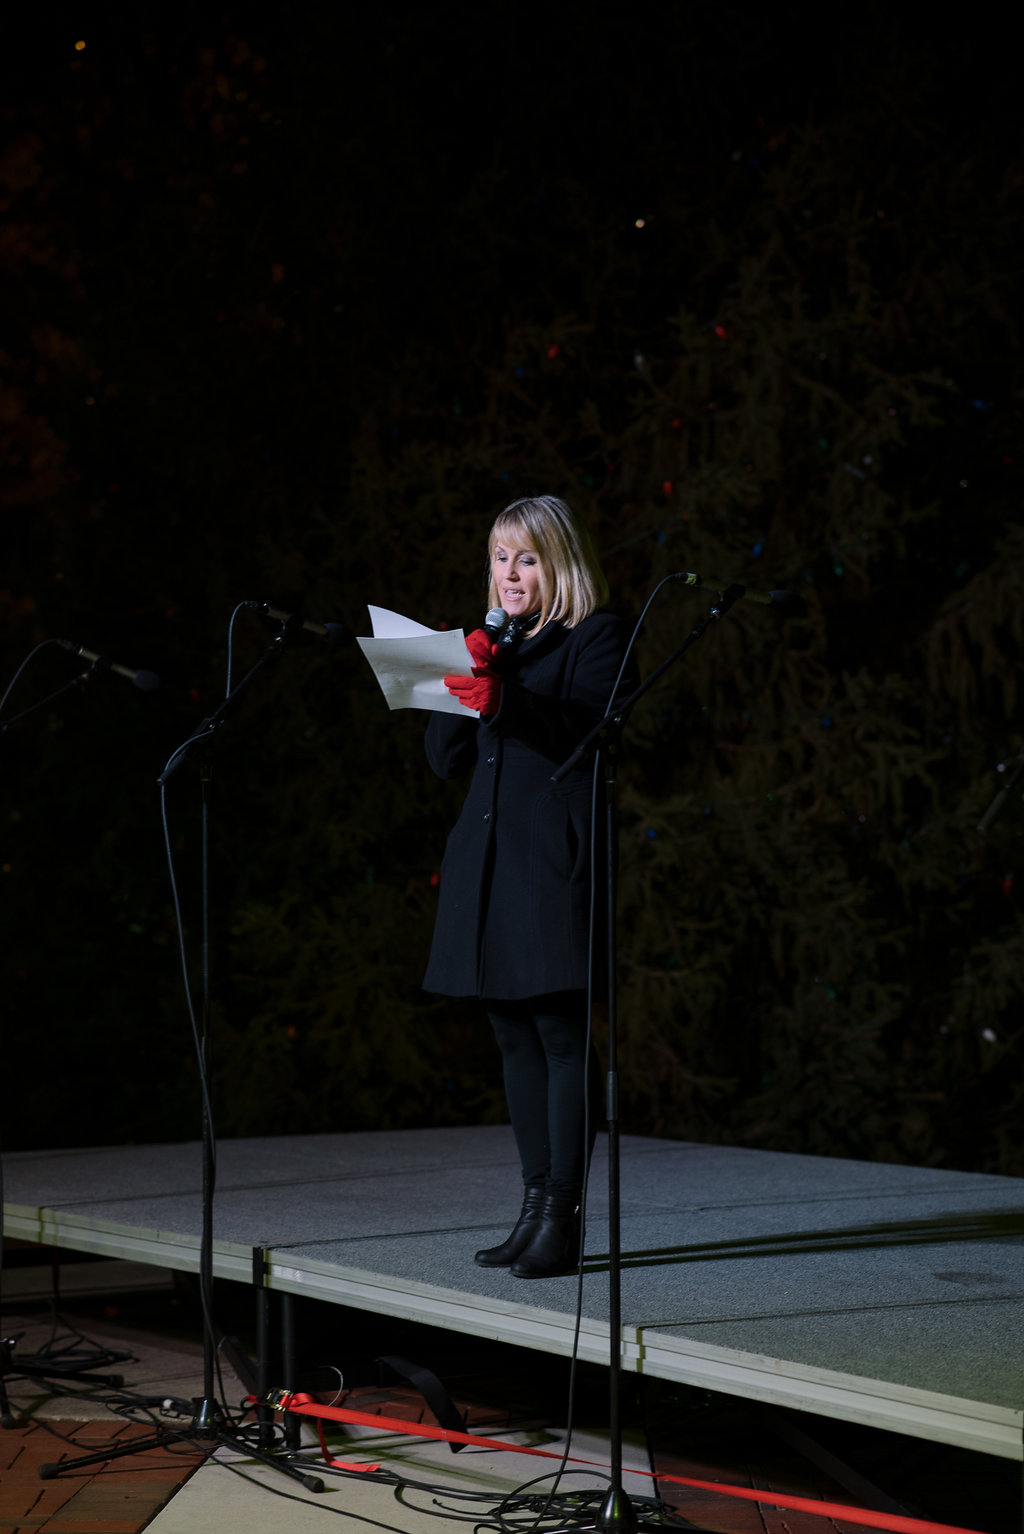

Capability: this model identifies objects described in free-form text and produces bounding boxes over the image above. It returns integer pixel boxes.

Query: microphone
[672,572,799,608]
[484,607,511,640]
[59,641,160,691]
[262,604,352,647]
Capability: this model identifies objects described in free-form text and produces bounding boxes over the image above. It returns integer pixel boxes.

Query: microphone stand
[553,584,746,1534]
[35,621,325,1491]
[1,649,141,1423]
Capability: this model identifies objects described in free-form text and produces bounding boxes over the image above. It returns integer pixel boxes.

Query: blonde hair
[487,495,608,631]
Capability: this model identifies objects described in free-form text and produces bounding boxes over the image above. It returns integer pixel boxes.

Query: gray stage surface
[3,1127,1022,1461]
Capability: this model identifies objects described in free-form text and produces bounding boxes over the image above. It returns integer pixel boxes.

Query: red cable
[267,1392,991,1534]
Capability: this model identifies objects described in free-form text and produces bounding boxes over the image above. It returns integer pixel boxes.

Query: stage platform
[3,1127,1022,1463]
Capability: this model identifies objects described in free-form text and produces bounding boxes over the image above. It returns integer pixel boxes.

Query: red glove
[444,671,502,716]
[464,628,501,668]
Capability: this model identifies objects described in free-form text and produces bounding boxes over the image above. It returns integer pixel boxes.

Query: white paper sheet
[357,606,477,715]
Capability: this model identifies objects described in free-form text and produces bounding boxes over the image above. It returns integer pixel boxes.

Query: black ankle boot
[510,1191,582,1279]
[474,1185,546,1267]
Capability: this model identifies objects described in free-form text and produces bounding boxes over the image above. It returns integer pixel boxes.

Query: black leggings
[486,991,603,1196]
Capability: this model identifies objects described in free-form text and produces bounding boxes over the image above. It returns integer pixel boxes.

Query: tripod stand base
[37,1412,325,1492]
[595,1485,639,1533]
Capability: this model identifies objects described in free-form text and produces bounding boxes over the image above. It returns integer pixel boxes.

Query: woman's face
[491,535,544,618]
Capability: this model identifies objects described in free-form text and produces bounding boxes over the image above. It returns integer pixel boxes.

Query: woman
[423,495,634,1279]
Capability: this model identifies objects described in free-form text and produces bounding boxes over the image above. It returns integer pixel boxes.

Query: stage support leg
[256,1285,274,1448]
[282,1293,301,1450]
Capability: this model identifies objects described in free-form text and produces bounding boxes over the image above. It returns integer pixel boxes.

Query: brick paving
[0,1419,207,1533]
[642,1390,1019,1534]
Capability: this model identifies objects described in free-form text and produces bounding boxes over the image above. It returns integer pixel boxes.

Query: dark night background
[2,4,1022,1172]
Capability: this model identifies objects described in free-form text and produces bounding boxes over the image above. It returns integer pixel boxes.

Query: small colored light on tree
[74,40,86,51]
[713,325,727,339]
[547,343,560,358]
[663,480,673,497]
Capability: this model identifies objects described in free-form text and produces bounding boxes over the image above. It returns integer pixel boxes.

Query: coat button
[483,812,491,822]
[486,754,495,766]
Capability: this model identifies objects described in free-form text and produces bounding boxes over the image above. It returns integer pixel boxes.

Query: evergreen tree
[2,9,1021,1168]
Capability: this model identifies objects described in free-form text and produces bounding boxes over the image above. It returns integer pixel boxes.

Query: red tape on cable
[268,1392,990,1534]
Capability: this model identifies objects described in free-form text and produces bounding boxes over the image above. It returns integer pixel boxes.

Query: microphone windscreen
[484,607,510,638]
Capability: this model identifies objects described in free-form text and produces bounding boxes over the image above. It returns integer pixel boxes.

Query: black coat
[423,611,633,1001]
